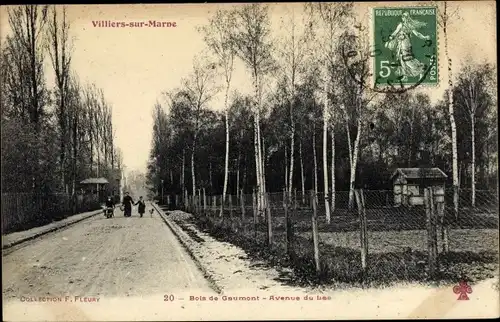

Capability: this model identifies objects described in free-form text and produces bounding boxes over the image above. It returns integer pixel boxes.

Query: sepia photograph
[1,1,498,320]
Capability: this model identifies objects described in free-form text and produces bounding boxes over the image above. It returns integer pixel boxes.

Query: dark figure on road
[105,196,114,208]
[122,192,134,217]
[135,196,146,218]
[105,195,115,218]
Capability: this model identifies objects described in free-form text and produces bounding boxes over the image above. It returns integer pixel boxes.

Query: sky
[0,1,496,175]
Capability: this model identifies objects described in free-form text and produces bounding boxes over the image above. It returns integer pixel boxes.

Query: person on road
[122,192,134,217]
[135,196,146,218]
[105,195,115,217]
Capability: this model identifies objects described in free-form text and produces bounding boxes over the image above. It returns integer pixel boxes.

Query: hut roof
[80,177,109,184]
[391,168,448,180]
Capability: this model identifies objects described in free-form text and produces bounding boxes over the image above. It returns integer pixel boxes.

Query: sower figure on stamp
[122,192,134,217]
[135,196,146,218]
[384,11,430,81]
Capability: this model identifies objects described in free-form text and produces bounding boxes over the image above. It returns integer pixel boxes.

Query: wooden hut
[80,177,109,203]
[391,168,447,206]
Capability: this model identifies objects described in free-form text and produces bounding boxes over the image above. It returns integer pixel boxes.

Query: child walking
[135,196,146,218]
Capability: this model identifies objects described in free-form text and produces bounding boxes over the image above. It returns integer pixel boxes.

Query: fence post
[311,190,321,276]
[425,188,438,278]
[434,187,449,253]
[355,189,368,272]
[266,193,272,247]
[430,188,439,268]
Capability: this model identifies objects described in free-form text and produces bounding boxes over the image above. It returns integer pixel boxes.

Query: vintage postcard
[1,1,498,321]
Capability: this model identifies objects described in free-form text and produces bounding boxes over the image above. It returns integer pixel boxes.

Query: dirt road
[2,204,215,303]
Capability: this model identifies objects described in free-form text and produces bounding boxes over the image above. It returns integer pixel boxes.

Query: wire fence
[1,193,102,234]
[169,187,498,284]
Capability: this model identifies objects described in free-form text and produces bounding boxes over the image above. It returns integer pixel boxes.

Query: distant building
[80,177,109,203]
[79,169,122,203]
[391,167,447,206]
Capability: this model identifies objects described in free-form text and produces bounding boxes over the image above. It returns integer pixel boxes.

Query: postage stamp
[373,6,438,87]
[1,2,498,321]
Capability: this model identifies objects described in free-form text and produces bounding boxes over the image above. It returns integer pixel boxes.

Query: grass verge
[189,212,498,289]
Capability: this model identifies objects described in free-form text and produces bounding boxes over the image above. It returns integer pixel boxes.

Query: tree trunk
[313,124,318,195]
[261,133,267,209]
[443,3,459,218]
[236,152,241,200]
[288,98,295,199]
[252,73,264,218]
[323,91,331,223]
[222,89,230,203]
[299,139,305,204]
[181,149,185,204]
[97,147,100,177]
[191,148,196,198]
[471,115,476,207]
[191,132,197,197]
[330,123,335,213]
[257,118,266,214]
[60,109,66,191]
[209,162,213,195]
[349,119,362,209]
[90,139,94,176]
[253,111,262,218]
[284,145,289,192]
[72,111,78,214]
[243,155,248,196]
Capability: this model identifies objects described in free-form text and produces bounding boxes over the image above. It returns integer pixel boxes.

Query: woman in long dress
[384,12,431,81]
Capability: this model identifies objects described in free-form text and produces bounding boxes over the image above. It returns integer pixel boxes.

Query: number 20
[379,61,391,78]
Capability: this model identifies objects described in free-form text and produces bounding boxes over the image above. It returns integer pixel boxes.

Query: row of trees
[147,3,497,220]
[1,5,122,199]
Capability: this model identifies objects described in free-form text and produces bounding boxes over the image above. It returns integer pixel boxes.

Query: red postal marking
[453,280,472,300]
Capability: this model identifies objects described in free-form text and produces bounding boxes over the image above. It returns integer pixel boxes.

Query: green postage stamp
[373,6,438,87]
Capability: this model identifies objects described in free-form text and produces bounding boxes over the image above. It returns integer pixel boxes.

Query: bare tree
[6,5,49,192]
[66,73,82,209]
[199,9,237,209]
[276,5,310,200]
[231,3,275,217]
[339,24,378,209]
[7,5,49,128]
[182,56,219,197]
[454,62,495,207]
[47,4,72,191]
[306,2,354,222]
[436,1,460,217]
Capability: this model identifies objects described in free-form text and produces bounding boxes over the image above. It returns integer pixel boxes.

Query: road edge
[2,209,103,251]
[151,202,223,295]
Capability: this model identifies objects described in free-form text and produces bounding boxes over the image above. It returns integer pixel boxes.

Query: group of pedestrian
[105,192,146,218]
[122,192,146,217]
